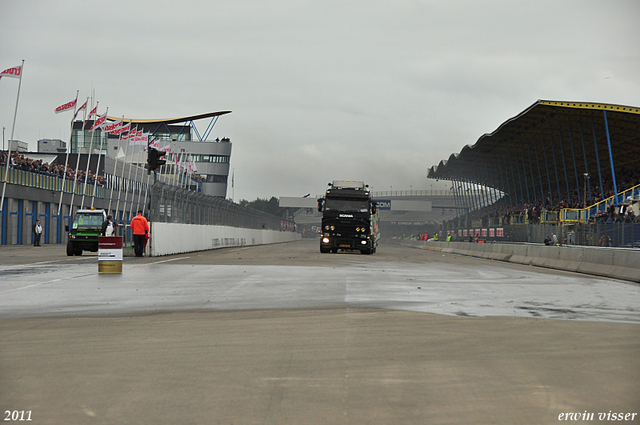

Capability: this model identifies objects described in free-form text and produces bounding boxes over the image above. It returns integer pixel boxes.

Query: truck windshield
[74,214,103,227]
[325,197,369,213]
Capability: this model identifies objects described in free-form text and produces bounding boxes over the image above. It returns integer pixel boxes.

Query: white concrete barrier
[148,223,301,257]
[403,240,640,283]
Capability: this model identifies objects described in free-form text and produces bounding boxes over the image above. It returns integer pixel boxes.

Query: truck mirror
[317,198,324,212]
[371,202,377,214]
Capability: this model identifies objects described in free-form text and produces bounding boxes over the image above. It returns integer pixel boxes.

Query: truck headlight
[322,237,330,244]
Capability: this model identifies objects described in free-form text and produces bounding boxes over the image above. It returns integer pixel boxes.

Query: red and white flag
[55,97,78,114]
[73,99,88,121]
[87,105,98,120]
[148,137,159,149]
[0,65,22,79]
[89,113,107,131]
[102,118,123,134]
[112,122,130,136]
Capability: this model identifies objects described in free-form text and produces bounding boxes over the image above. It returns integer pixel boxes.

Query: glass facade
[71,130,109,154]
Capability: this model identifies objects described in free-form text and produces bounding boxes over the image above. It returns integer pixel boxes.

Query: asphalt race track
[1,239,639,424]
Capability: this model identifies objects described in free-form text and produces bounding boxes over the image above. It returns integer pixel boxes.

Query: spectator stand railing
[509,213,527,225]
[0,163,106,198]
[583,183,640,220]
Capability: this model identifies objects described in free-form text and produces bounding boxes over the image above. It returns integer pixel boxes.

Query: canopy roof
[106,110,231,124]
[427,100,640,205]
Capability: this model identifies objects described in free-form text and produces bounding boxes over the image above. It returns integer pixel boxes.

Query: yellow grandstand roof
[106,110,232,125]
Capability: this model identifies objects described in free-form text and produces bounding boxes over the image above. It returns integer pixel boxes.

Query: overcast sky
[1,0,639,201]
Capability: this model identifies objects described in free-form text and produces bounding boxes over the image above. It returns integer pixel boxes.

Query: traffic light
[147,148,167,173]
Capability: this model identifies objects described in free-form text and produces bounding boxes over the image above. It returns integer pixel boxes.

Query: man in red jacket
[130,210,149,257]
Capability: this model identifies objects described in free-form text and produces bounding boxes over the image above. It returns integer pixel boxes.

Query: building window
[191,155,230,163]
[204,175,228,183]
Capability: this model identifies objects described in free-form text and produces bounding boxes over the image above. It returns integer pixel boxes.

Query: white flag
[0,65,22,79]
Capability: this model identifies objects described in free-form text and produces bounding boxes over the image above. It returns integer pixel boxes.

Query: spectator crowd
[1,150,106,186]
[446,167,640,228]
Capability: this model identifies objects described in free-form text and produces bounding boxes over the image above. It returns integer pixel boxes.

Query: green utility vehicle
[66,209,107,256]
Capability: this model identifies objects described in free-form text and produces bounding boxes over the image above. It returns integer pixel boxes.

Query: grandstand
[427,100,640,247]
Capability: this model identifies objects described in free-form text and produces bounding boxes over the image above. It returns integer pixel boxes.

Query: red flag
[55,97,78,114]
[0,65,22,79]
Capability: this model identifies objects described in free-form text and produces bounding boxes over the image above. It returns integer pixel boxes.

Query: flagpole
[115,122,133,224]
[108,117,126,214]
[57,90,79,218]
[132,137,151,214]
[70,98,90,211]
[187,153,194,191]
[92,111,119,209]
[141,170,152,215]
[124,133,141,220]
[0,59,24,213]
[170,146,178,187]
[79,98,94,209]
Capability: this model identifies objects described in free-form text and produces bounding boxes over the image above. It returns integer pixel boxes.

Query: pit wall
[403,240,640,283]
[148,223,301,257]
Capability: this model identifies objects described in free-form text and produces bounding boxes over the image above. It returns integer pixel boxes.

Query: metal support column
[557,132,571,204]
[534,142,545,207]
[549,135,562,204]
[498,159,509,209]
[521,148,530,204]
[578,122,593,204]
[480,167,490,210]
[603,110,619,205]
[512,153,524,205]
[541,139,554,205]
[527,145,537,205]
[591,117,604,202]
[567,127,581,204]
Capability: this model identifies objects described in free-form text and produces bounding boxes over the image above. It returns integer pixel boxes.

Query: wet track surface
[1,240,639,425]
[1,239,639,323]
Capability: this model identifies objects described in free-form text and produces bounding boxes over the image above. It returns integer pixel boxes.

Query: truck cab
[318,180,379,254]
[66,209,107,256]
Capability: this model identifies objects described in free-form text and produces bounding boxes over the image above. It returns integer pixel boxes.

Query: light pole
[583,173,589,210]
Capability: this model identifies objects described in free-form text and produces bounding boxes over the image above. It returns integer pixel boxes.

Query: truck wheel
[320,247,330,253]
[75,248,83,256]
[361,248,372,255]
[66,242,74,256]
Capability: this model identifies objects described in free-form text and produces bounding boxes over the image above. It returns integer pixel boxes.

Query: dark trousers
[133,234,146,257]
[34,233,42,246]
